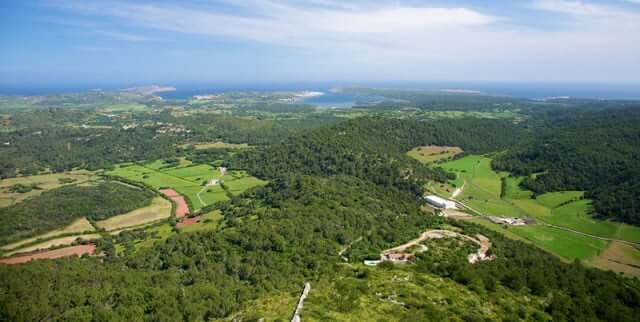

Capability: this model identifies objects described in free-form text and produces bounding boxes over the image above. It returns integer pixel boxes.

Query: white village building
[424,195,457,209]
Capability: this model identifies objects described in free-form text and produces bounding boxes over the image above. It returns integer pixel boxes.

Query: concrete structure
[424,195,457,209]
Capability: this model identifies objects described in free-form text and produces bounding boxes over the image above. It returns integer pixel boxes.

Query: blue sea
[1,82,640,105]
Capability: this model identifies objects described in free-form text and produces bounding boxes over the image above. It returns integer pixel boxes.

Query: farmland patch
[159,189,190,218]
[0,244,96,265]
[438,154,640,268]
[1,217,94,251]
[109,160,266,210]
[95,197,172,232]
[4,234,101,257]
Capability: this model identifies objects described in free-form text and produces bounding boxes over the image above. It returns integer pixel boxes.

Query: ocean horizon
[1,81,639,101]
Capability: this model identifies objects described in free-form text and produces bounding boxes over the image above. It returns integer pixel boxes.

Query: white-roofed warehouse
[424,195,457,209]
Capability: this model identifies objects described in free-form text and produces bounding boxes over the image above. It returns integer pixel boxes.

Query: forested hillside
[0,125,178,178]
[0,175,439,320]
[493,107,640,224]
[234,116,526,194]
[2,175,639,321]
[2,90,640,321]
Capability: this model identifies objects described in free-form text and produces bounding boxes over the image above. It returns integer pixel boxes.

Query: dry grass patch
[95,197,172,232]
[4,233,101,257]
[589,241,640,277]
[407,145,463,164]
[1,217,95,251]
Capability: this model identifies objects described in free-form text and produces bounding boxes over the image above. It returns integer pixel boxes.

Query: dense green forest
[493,107,640,224]
[0,181,154,245]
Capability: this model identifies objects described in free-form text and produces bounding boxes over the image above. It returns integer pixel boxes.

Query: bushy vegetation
[0,182,154,245]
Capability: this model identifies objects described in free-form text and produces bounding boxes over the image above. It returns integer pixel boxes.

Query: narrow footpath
[291,282,311,322]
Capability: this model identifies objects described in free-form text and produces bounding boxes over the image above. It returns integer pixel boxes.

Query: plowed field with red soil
[0,244,96,265]
[160,188,190,218]
[176,217,199,228]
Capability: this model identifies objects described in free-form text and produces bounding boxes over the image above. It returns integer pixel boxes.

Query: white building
[424,195,457,209]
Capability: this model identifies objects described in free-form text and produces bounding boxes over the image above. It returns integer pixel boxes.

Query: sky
[1,0,640,86]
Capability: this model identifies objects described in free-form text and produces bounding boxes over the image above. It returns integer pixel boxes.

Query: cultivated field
[407,145,463,164]
[0,170,96,207]
[0,244,96,265]
[438,155,640,265]
[109,161,266,209]
[510,225,608,261]
[95,197,172,232]
[0,217,95,251]
[4,233,101,257]
[159,189,190,218]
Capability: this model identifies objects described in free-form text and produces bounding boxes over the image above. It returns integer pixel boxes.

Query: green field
[109,160,266,210]
[180,211,224,233]
[441,155,524,216]
[438,155,640,262]
[510,225,608,261]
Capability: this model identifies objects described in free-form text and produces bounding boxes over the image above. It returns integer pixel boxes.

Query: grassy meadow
[423,154,640,268]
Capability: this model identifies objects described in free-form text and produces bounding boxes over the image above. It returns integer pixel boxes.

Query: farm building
[487,216,527,226]
[424,195,457,209]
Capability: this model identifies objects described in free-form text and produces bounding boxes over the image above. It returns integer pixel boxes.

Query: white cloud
[44,0,640,82]
[530,0,611,15]
[47,1,499,43]
[96,30,153,42]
